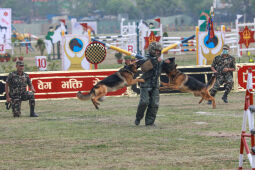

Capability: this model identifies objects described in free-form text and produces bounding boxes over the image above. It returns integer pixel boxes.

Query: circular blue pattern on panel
[203,35,218,49]
[69,38,83,52]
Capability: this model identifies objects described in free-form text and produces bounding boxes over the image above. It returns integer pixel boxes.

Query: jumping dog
[161,63,216,109]
[77,62,144,109]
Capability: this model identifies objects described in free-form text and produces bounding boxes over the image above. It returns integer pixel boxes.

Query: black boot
[135,103,147,126]
[145,107,158,126]
[134,119,140,126]
[29,100,38,117]
[30,113,38,117]
[222,94,228,103]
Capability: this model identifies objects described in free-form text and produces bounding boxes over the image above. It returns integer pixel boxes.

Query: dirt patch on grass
[200,131,240,139]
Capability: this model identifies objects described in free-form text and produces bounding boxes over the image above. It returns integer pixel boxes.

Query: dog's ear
[175,64,177,68]
[168,57,175,63]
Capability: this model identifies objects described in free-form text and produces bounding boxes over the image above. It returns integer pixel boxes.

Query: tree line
[0,0,254,22]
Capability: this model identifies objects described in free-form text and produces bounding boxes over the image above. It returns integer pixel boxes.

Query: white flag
[198,20,206,27]
[237,15,243,20]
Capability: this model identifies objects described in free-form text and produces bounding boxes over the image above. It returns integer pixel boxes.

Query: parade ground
[0,92,248,169]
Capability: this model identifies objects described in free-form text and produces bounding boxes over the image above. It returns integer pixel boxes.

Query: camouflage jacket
[6,71,32,98]
[140,54,163,88]
[211,54,236,77]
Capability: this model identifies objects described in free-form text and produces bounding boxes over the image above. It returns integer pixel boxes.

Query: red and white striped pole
[239,68,255,169]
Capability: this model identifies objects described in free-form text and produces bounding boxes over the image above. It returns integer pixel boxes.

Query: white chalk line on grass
[195,111,242,117]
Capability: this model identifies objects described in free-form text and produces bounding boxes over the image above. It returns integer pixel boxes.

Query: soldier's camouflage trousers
[136,87,159,125]
[11,91,35,117]
[210,75,233,98]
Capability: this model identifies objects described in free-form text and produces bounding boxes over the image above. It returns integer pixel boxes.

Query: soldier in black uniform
[208,44,236,104]
[5,61,38,117]
[135,42,170,126]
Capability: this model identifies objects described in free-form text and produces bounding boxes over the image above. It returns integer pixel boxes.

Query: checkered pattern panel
[85,42,106,64]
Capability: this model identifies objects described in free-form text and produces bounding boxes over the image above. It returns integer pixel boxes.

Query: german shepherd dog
[160,63,217,109]
[77,62,144,109]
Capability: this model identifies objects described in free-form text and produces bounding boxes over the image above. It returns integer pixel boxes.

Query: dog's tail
[206,75,216,90]
[77,91,91,101]
[77,88,95,101]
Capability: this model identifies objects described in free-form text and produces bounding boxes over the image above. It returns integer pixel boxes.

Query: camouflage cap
[148,42,162,57]
[16,61,24,66]
[223,44,230,50]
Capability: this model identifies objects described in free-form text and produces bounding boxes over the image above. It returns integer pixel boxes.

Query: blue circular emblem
[69,38,83,52]
[204,35,218,49]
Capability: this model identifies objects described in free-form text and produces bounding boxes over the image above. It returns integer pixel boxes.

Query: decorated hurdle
[139,14,255,61]
[93,35,135,42]
[180,43,195,47]
[92,19,137,53]
[224,15,255,57]
[239,68,255,169]
[62,15,255,71]
[90,17,196,61]
[162,36,196,54]
[138,20,163,56]
[89,19,197,58]
[91,38,143,60]
[138,20,196,56]
[92,34,136,51]
[236,16,255,57]
[162,35,196,54]
[197,14,255,59]
[92,34,196,61]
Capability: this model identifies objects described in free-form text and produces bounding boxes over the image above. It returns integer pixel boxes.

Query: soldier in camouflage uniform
[5,61,38,117]
[208,44,236,104]
[135,42,170,126]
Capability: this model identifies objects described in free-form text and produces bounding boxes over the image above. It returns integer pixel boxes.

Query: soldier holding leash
[5,61,38,117]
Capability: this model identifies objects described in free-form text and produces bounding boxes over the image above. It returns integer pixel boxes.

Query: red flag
[154,18,160,24]
[59,19,65,25]
[80,23,88,31]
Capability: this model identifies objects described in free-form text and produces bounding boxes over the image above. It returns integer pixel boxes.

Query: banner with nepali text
[0,69,127,101]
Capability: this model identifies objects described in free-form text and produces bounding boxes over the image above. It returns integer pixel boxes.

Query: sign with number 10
[35,56,47,71]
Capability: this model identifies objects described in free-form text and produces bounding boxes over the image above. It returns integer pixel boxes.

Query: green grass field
[0,92,251,169]
[0,32,254,169]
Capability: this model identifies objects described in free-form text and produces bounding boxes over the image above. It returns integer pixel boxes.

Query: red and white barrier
[239,68,255,169]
